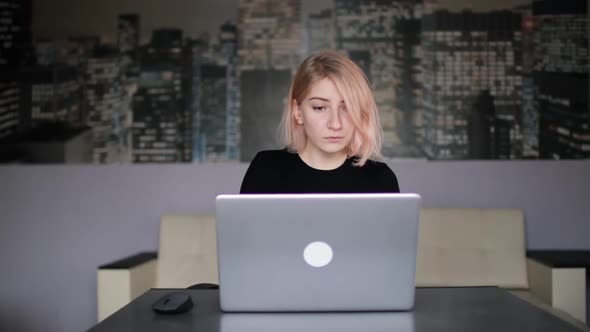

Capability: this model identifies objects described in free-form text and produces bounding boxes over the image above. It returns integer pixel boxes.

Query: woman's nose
[327,110,342,130]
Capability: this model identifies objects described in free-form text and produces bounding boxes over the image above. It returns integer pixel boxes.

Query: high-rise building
[0,0,32,141]
[34,40,58,66]
[84,47,130,163]
[198,65,228,161]
[65,36,101,67]
[515,4,538,158]
[116,15,142,163]
[335,0,423,157]
[393,17,423,156]
[118,14,140,65]
[0,0,32,68]
[220,23,240,161]
[186,38,207,162]
[0,123,92,163]
[421,10,523,159]
[533,0,589,159]
[20,65,82,126]
[133,29,188,163]
[468,90,495,158]
[132,70,182,163]
[0,79,23,139]
[237,0,302,70]
[307,9,334,53]
[192,23,240,162]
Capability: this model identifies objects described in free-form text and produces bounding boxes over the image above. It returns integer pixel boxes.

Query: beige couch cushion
[156,215,218,288]
[416,208,528,288]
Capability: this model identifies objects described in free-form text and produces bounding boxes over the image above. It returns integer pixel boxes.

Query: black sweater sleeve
[240,150,292,193]
[369,161,400,193]
[383,164,400,193]
[240,152,272,193]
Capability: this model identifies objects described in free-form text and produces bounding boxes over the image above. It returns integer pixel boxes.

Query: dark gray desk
[89,287,584,332]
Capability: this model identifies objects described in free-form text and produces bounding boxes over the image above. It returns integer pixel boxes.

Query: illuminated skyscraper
[0,0,32,140]
[133,29,187,163]
[20,65,82,126]
[237,0,302,70]
[421,10,523,159]
[192,23,240,162]
[533,0,589,159]
[84,47,129,163]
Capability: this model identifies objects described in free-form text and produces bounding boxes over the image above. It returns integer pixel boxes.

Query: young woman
[240,51,399,194]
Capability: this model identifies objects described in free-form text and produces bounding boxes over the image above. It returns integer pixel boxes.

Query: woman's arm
[239,152,267,193]
[378,163,400,193]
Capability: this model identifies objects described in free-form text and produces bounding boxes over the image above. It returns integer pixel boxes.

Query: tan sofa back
[416,208,528,288]
[156,215,218,288]
[156,208,528,289]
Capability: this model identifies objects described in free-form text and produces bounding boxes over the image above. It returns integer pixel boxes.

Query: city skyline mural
[0,0,588,163]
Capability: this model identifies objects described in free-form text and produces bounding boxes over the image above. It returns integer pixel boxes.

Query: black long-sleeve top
[240,149,400,194]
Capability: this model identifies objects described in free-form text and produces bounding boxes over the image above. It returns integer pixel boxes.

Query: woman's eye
[312,106,327,111]
[339,106,347,112]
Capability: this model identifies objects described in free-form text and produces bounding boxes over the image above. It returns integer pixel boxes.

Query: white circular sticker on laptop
[303,241,333,267]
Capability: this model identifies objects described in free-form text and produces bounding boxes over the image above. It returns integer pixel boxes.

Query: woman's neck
[298,148,348,171]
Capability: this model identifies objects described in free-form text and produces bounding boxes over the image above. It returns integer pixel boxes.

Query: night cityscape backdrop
[0,0,588,163]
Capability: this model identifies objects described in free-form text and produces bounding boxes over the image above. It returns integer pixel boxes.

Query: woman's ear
[293,99,303,125]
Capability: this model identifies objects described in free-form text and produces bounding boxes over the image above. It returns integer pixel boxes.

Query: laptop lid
[220,312,414,331]
[215,193,421,312]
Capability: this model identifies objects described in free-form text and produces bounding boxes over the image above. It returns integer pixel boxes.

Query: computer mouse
[152,292,194,314]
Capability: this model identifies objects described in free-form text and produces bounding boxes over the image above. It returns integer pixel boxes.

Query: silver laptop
[215,193,421,312]
[220,312,414,331]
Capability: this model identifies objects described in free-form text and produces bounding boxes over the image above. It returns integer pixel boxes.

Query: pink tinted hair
[278,50,383,166]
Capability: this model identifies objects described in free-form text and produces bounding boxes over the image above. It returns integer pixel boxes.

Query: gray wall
[1,159,589,331]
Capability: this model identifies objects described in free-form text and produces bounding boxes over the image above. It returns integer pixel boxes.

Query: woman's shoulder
[241,150,296,194]
[357,158,396,177]
[356,158,400,193]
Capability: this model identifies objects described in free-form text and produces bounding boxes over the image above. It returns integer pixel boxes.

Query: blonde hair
[278,51,383,166]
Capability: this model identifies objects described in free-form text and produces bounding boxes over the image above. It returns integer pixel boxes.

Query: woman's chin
[318,145,347,155]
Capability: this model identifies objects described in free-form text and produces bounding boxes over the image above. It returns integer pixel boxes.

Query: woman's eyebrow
[307,97,345,104]
[308,97,330,102]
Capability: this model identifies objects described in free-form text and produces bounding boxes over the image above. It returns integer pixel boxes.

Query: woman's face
[294,77,354,159]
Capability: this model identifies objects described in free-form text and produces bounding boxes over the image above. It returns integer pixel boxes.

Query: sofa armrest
[527,257,587,324]
[97,252,158,322]
[508,289,590,331]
